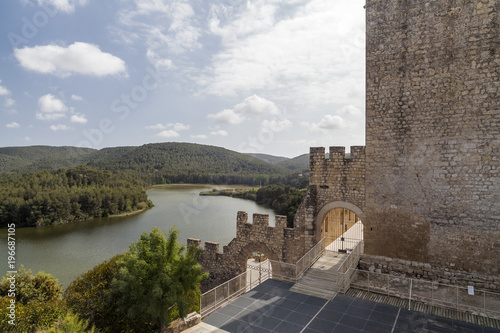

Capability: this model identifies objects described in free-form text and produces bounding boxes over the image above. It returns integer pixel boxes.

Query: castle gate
[317,202,364,253]
[294,146,366,252]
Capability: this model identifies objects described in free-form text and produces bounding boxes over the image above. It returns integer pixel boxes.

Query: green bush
[0,297,65,333]
[112,227,207,331]
[0,266,62,304]
[64,255,143,333]
[37,312,95,333]
[0,267,65,332]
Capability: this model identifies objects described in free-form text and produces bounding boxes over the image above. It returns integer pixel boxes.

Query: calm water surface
[0,185,275,287]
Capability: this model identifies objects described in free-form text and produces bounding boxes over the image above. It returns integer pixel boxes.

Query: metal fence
[325,220,363,253]
[200,237,327,317]
[349,269,500,319]
[336,240,364,293]
[200,260,273,317]
[295,237,327,280]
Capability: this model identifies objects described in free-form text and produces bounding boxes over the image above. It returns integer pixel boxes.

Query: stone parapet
[360,254,500,292]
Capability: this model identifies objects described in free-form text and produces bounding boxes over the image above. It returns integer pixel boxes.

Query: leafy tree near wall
[0,267,66,332]
[112,227,208,331]
[64,255,146,332]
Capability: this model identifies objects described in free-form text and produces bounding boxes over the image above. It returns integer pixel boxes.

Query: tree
[0,266,62,304]
[0,267,65,332]
[112,227,208,330]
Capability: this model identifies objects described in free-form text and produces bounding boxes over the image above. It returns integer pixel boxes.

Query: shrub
[64,255,143,333]
[0,266,62,304]
[0,267,64,332]
[112,227,207,331]
[0,297,65,333]
[37,312,95,333]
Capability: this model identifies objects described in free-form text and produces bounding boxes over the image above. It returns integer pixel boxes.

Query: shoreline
[107,207,148,219]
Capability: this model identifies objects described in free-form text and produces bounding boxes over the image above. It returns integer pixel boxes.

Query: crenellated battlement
[310,146,365,163]
[307,146,366,210]
[187,210,301,291]
[236,211,288,229]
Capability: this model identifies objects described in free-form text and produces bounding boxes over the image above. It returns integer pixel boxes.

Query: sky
[0,0,365,158]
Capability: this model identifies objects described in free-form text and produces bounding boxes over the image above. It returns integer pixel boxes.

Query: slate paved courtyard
[189,279,500,333]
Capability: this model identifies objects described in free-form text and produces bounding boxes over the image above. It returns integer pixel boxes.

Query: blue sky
[0,0,365,158]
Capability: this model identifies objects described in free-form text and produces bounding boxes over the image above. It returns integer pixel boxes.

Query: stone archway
[236,242,282,279]
[315,201,365,244]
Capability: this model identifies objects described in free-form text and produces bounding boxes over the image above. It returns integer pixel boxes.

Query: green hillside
[87,142,293,185]
[0,143,301,186]
[0,146,95,173]
[277,153,309,171]
[245,153,289,165]
[248,152,309,171]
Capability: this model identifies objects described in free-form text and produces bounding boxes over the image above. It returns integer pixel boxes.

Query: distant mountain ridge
[247,152,309,171]
[0,145,95,173]
[0,143,308,185]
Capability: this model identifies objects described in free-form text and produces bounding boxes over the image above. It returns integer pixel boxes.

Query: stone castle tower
[189,0,499,292]
[362,0,499,283]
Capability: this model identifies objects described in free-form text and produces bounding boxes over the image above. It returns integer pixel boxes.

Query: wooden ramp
[290,251,346,299]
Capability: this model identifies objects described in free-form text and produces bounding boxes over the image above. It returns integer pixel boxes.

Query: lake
[0,185,276,287]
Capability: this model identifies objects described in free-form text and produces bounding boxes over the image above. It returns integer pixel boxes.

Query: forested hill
[277,153,309,171]
[0,143,305,185]
[248,152,309,171]
[0,166,152,228]
[86,143,294,185]
[0,146,95,173]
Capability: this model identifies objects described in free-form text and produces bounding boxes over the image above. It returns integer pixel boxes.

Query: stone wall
[364,0,500,287]
[189,212,300,292]
[360,255,500,292]
[294,146,366,250]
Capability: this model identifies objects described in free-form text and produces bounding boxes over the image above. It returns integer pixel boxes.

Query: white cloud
[210,130,228,136]
[6,109,18,115]
[39,94,67,113]
[35,0,89,13]
[36,94,67,121]
[0,81,16,109]
[4,98,15,107]
[50,124,71,131]
[171,122,190,131]
[37,112,66,121]
[0,84,9,96]
[301,115,347,133]
[338,105,362,116]
[261,119,293,132]
[191,134,208,140]
[146,123,167,130]
[293,139,317,146]
[233,95,281,116]
[209,2,278,44]
[199,0,365,108]
[115,0,201,59]
[156,130,180,138]
[146,49,174,71]
[6,122,20,129]
[71,94,83,101]
[70,114,88,124]
[208,95,281,125]
[207,109,245,125]
[147,122,190,131]
[15,42,127,77]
